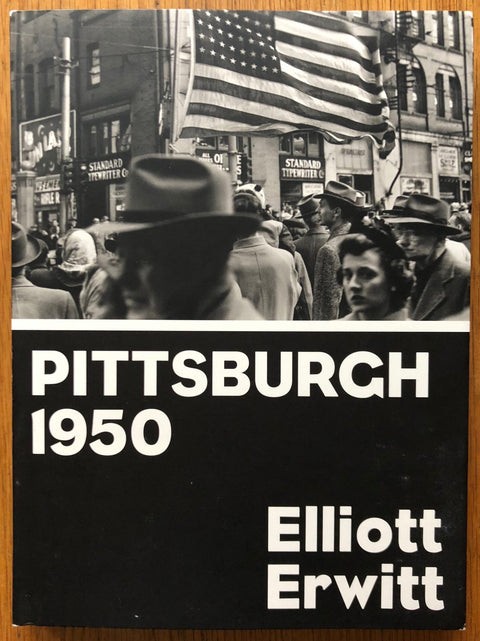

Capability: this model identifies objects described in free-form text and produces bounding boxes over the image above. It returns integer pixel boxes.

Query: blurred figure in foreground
[92,155,262,320]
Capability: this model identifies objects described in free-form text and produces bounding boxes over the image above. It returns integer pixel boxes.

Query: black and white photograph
[10,9,472,630]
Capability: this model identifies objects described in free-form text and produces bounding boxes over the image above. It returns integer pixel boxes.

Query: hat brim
[12,235,42,268]
[382,215,461,235]
[87,211,261,238]
[321,193,359,210]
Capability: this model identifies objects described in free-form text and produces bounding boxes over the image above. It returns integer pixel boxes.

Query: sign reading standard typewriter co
[12,323,468,629]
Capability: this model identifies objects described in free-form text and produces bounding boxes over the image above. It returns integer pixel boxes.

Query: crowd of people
[12,154,471,321]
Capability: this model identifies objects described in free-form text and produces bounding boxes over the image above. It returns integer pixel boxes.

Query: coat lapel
[410,252,454,320]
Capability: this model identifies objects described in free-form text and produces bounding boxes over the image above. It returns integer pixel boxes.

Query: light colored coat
[229,235,300,320]
[12,274,78,319]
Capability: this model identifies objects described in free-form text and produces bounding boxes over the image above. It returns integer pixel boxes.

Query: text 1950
[31,409,172,456]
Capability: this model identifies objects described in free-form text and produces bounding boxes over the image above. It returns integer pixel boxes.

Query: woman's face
[342,249,391,320]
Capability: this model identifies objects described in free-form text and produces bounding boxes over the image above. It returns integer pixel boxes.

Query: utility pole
[227,136,238,188]
[58,37,71,234]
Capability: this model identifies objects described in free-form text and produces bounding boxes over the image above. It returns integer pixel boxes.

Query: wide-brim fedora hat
[297,194,319,218]
[383,193,461,235]
[93,155,260,236]
[382,194,410,218]
[321,181,360,210]
[12,222,42,268]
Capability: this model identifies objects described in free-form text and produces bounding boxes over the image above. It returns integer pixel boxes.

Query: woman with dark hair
[337,228,414,320]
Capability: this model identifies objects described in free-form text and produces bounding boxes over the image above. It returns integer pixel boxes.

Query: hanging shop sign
[280,156,325,181]
[34,175,61,207]
[400,177,431,195]
[19,111,76,176]
[87,153,130,183]
[438,146,459,176]
[195,149,245,180]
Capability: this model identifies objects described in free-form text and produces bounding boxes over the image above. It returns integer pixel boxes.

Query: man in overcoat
[312,181,364,320]
[229,191,301,320]
[384,194,470,320]
[294,194,329,287]
[12,222,78,319]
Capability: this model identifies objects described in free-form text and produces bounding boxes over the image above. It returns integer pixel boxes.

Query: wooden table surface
[1,0,478,639]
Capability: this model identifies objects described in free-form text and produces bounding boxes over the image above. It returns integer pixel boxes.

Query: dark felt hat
[382,193,461,235]
[297,194,319,218]
[12,222,42,268]
[94,154,260,236]
[322,181,359,209]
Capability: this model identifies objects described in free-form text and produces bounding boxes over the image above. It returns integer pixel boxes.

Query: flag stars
[230,58,236,64]
[209,36,215,43]
[229,45,235,51]
[240,61,247,67]
[208,24,213,30]
[219,41,225,47]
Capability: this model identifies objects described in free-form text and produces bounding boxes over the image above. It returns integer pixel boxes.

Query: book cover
[11,9,471,629]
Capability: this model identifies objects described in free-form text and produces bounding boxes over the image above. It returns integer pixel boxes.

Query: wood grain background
[1,0,477,639]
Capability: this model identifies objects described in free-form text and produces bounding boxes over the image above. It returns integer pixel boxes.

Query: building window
[447,13,460,49]
[87,43,101,87]
[85,114,131,158]
[449,76,462,119]
[280,132,323,158]
[350,11,368,23]
[410,11,425,39]
[435,73,445,117]
[411,67,427,114]
[38,58,56,114]
[433,12,445,46]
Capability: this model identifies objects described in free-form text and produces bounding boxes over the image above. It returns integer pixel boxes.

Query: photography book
[11,9,471,629]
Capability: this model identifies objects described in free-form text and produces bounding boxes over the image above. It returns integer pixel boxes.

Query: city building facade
[10,10,473,230]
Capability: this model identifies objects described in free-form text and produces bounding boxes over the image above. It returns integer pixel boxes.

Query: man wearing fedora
[312,181,365,320]
[384,193,470,320]
[94,155,263,320]
[12,222,78,319]
[294,194,329,286]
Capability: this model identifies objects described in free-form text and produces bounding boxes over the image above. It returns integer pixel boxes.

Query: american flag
[180,10,395,155]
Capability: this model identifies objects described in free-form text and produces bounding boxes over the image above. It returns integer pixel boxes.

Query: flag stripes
[180,10,395,152]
